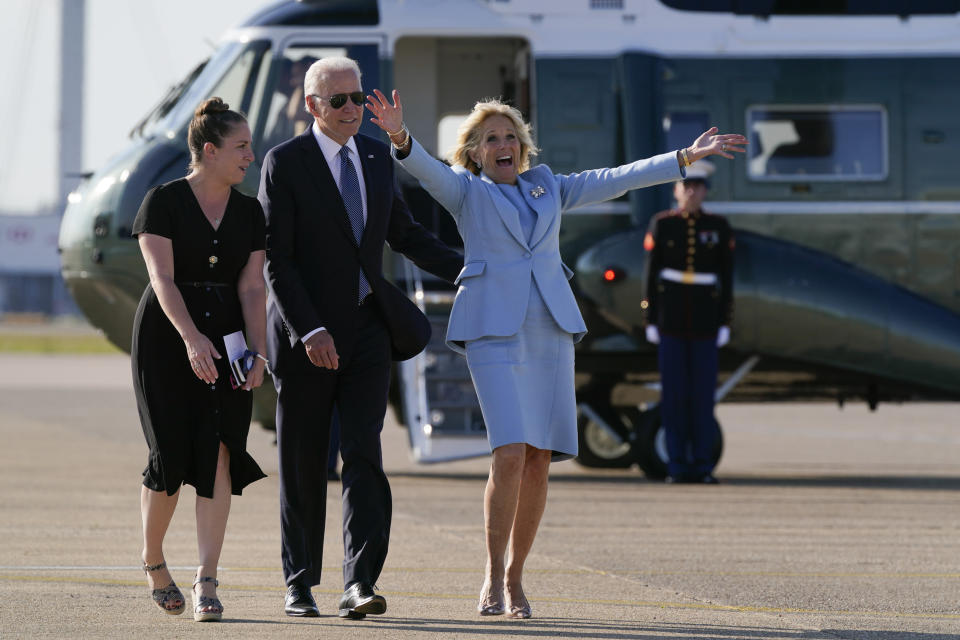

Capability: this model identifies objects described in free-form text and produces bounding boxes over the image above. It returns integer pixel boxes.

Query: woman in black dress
[132,98,267,622]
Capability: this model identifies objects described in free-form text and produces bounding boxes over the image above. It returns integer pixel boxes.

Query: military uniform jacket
[641,208,734,338]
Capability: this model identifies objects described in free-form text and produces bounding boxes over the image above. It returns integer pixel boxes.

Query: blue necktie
[339,146,371,303]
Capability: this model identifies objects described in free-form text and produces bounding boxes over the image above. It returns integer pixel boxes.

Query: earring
[475,159,482,169]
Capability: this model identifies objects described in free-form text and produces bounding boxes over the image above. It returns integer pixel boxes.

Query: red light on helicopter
[602,267,625,282]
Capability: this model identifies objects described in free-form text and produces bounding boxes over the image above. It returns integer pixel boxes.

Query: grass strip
[0,333,121,354]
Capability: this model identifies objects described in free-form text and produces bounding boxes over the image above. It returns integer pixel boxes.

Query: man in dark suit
[258,56,462,619]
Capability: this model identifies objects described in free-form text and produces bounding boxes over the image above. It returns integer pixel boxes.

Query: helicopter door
[390,37,531,463]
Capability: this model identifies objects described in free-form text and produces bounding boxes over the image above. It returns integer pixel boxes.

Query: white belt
[660,268,717,285]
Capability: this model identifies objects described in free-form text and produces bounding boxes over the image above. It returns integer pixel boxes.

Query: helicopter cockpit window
[747,105,887,181]
[261,48,347,153]
[203,42,272,134]
[141,40,271,144]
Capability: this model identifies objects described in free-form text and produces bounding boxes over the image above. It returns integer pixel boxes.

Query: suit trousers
[658,334,719,478]
[275,301,393,589]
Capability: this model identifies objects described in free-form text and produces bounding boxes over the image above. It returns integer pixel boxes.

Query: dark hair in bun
[187,97,247,170]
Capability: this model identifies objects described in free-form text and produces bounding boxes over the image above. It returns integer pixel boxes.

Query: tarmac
[1,352,959,639]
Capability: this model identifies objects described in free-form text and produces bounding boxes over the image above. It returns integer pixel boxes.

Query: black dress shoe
[338,582,386,619]
[285,583,319,617]
[700,473,720,484]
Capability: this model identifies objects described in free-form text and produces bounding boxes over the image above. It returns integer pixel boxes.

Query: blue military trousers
[657,334,718,478]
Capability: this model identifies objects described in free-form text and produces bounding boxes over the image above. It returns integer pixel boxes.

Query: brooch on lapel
[530,185,546,199]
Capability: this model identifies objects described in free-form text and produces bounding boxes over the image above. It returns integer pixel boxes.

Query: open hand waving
[366,89,406,143]
[686,127,748,163]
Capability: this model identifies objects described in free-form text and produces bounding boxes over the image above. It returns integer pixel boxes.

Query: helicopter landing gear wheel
[575,404,638,469]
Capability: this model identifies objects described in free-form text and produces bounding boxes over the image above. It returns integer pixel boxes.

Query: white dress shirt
[302,122,370,344]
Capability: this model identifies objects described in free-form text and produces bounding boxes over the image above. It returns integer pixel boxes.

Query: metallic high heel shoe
[192,576,223,622]
[477,581,504,616]
[143,561,185,615]
[505,584,532,619]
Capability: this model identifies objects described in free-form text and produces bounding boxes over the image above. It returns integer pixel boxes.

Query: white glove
[716,325,730,348]
[645,325,660,345]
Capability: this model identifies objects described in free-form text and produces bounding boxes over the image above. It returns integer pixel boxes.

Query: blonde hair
[447,99,538,175]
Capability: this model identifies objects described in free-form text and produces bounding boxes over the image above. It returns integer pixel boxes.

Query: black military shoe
[285,582,319,617]
[338,582,386,619]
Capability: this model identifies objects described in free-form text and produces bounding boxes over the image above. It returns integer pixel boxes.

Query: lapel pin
[530,185,545,199]
[368,154,374,158]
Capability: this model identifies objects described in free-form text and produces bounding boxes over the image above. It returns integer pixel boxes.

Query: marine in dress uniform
[641,161,734,483]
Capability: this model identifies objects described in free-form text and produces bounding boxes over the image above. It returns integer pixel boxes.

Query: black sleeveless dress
[131,178,266,498]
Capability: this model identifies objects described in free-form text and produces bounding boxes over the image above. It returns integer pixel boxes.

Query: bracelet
[385,123,405,137]
[680,148,692,167]
[254,352,269,365]
[391,126,410,149]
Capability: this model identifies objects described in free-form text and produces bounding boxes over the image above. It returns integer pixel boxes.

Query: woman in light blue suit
[367,90,746,618]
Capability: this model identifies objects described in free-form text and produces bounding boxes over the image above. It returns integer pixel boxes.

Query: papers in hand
[224,331,249,384]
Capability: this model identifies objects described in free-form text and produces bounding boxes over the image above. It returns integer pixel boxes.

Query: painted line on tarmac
[2,566,959,580]
[2,572,959,621]
[608,570,960,579]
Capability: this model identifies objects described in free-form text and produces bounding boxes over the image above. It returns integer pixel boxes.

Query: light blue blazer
[394,138,685,354]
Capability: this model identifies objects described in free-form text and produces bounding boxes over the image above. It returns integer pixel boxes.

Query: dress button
[213,239,219,245]
[524,252,531,259]
[205,311,211,317]
[210,384,216,390]
[205,287,211,292]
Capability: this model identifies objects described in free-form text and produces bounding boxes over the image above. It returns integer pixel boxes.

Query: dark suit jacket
[259,130,463,374]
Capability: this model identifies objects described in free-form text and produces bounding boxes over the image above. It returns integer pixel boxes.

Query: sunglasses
[311,92,365,109]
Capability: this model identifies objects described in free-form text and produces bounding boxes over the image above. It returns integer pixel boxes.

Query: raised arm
[366,89,470,221]
[556,127,748,212]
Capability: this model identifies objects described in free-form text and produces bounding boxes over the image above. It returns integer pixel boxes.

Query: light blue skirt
[465,282,577,461]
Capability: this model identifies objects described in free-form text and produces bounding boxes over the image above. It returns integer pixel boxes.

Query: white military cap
[683,159,715,181]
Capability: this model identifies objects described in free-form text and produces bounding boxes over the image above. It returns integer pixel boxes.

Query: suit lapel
[297,130,356,245]
[481,173,528,249]
[516,172,553,249]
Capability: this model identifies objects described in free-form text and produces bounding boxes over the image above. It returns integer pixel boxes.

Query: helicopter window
[144,40,271,142]
[205,43,272,129]
[261,48,347,154]
[131,61,206,139]
[747,106,886,181]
